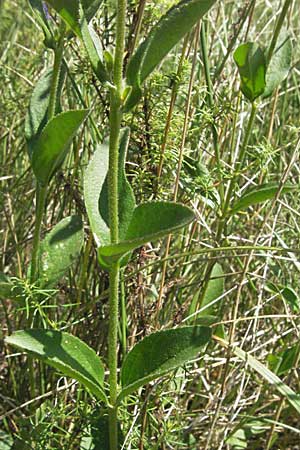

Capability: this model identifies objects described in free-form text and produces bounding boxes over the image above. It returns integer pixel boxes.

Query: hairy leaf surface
[38,215,84,287]
[233,42,266,102]
[119,326,211,401]
[31,109,89,185]
[124,0,217,110]
[6,330,107,403]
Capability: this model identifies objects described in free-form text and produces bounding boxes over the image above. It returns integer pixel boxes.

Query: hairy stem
[30,184,47,284]
[48,23,66,121]
[108,0,127,446]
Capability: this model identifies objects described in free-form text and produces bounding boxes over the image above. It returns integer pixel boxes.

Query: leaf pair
[233,32,292,102]
[84,128,194,268]
[124,0,217,110]
[5,325,211,405]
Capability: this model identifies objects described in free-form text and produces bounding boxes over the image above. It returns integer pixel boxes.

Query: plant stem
[266,0,292,65]
[30,24,66,284]
[108,0,127,446]
[30,184,47,284]
[48,23,66,121]
[108,262,120,449]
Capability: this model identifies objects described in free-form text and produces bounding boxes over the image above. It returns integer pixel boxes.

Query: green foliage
[84,129,136,248]
[5,330,107,403]
[84,142,110,246]
[124,0,217,110]
[233,42,266,102]
[99,128,136,240]
[25,67,66,151]
[98,202,195,266]
[38,215,84,287]
[30,109,89,186]
[45,0,102,37]
[263,31,292,98]
[230,182,296,215]
[119,326,211,401]
[79,5,109,83]
[80,413,123,450]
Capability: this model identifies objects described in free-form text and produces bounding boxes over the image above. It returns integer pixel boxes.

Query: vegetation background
[0,0,299,448]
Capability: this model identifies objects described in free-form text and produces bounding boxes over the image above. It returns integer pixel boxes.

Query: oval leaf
[25,67,66,157]
[84,129,136,247]
[84,143,110,247]
[124,0,217,111]
[230,182,296,215]
[45,0,102,37]
[31,109,89,186]
[119,326,211,402]
[263,31,292,98]
[5,330,107,403]
[38,215,84,287]
[99,128,136,240]
[233,42,266,102]
[98,201,194,265]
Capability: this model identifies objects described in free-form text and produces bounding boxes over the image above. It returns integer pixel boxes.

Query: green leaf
[189,263,224,319]
[5,330,107,403]
[79,6,109,83]
[84,143,110,247]
[25,67,66,157]
[124,0,217,111]
[84,130,136,250]
[45,0,102,37]
[98,202,194,265]
[231,343,300,415]
[229,183,296,215]
[31,109,89,186]
[119,326,211,401]
[233,42,266,102]
[263,31,292,98]
[99,128,136,240]
[38,215,84,287]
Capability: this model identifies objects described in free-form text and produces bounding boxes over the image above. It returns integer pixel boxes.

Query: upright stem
[30,184,47,284]
[266,0,292,65]
[48,23,66,121]
[30,24,66,284]
[108,0,127,446]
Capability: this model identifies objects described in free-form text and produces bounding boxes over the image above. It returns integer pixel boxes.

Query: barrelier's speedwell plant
[4,0,300,448]
[4,0,218,448]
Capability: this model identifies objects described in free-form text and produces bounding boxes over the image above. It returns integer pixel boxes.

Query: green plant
[2,0,300,449]
[4,1,217,448]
